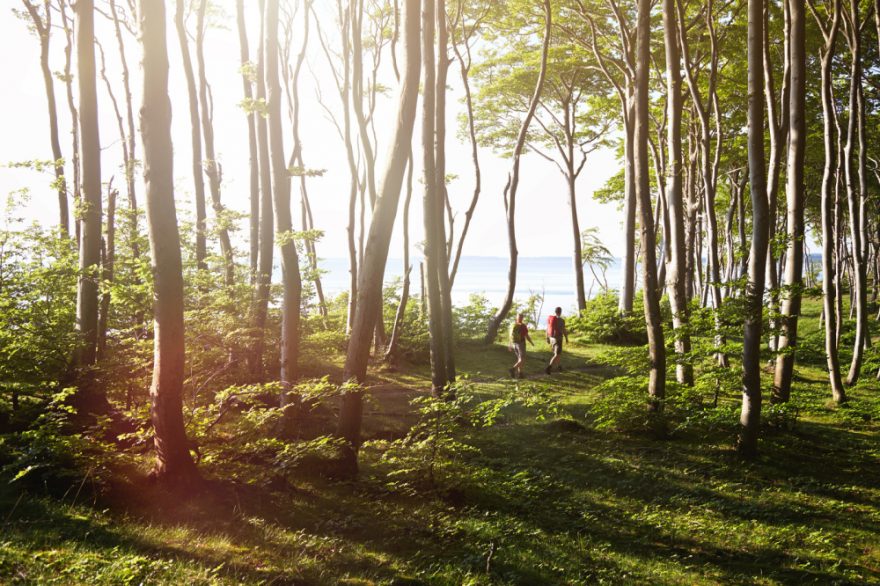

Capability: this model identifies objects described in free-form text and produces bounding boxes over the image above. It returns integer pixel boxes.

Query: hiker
[545,307,569,375]
[508,313,534,378]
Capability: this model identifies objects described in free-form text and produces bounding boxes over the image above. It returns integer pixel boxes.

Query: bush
[568,292,647,344]
[453,293,497,339]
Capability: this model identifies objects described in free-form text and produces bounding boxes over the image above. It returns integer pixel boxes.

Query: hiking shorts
[549,337,563,358]
[512,342,526,362]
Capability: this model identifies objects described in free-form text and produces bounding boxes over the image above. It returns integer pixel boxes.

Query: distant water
[317,256,623,321]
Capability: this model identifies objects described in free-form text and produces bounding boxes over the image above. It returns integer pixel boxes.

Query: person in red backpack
[508,313,534,378]
[545,307,568,375]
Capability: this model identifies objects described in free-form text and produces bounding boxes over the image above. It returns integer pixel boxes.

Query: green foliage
[453,293,496,339]
[568,292,648,344]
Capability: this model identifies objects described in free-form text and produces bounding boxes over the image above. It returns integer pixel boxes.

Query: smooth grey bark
[97,182,116,360]
[435,0,456,384]
[663,0,692,386]
[772,0,806,402]
[250,0,274,382]
[173,0,207,272]
[22,0,67,237]
[196,0,235,287]
[423,0,447,394]
[59,1,81,246]
[739,0,769,459]
[139,0,200,487]
[484,0,551,344]
[236,0,260,281]
[74,0,102,373]
[843,0,869,385]
[635,0,666,409]
[447,2,483,288]
[385,150,414,363]
[266,0,302,400]
[338,0,420,470]
[107,0,141,262]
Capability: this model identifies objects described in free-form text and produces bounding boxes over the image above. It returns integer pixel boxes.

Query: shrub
[567,292,647,344]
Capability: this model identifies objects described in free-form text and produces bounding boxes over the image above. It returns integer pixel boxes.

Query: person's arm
[526,329,534,346]
[564,321,569,343]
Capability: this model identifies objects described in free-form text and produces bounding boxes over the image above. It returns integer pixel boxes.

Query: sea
[317,256,624,321]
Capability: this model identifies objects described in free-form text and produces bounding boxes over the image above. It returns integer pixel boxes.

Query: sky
[0,1,626,262]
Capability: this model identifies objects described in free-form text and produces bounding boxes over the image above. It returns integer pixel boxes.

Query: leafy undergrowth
[3,327,880,585]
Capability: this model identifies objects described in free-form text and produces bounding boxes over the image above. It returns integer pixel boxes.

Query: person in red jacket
[545,307,569,375]
[508,313,534,379]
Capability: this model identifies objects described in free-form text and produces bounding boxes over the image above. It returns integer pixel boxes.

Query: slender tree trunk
[739,0,769,459]
[620,102,636,314]
[820,0,846,399]
[635,0,666,411]
[23,1,68,236]
[385,150,414,363]
[250,0,274,382]
[338,0,421,472]
[266,0,302,401]
[74,0,102,378]
[484,0,551,344]
[772,0,805,402]
[174,0,207,272]
[139,0,200,487]
[435,0,456,384]
[843,0,868,385]
[107,0,140,262]
[663,0,692,386]
[97,183,116,360]
[569,170,587,311]
[236,0,260,282]
[448,13,481,289]
[196,0,235,286]
[422,0,446,394]
[59,2,81,246]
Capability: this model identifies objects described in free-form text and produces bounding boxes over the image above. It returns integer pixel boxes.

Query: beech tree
[483,0,552,344]
[338,0,420,470]
[20,0,68,237]
[138,0,200,486]
[772,0,805,402]
[265,0,303,399]
[739,0,768,459]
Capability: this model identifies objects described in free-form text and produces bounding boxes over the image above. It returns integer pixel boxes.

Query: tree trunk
[196,0,235,287]
[448,12,482,289]
[620,102,636,314]
[772,0,805,402]
[250,0,274,382]
[435,0,456,385]
[635,0,666,411]
[107,0,140,262]
[338,0,420,471]
[59,2,81,246]
[484,0,551,344]
[173,0,208,272]
[739,0,769,459]
[22,1,68,236]
[236,0,260,282]
[139,0,200,487]
[74,0,102,378]
[385,150,415,363]
[266,0,302,401]
[97,183,116,360]
[663,0,692,386]
[844,0,869,384]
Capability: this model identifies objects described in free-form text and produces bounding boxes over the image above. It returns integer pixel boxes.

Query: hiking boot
[545,365,552,375]
[509,367,517,378]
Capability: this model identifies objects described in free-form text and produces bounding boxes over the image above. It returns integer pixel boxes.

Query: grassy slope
[2,300,880,585]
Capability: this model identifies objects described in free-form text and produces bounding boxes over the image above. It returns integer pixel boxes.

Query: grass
[2,298,880,585]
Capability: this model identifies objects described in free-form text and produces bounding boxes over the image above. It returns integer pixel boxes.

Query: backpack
[546,315,558,338]
[510,323,524,344]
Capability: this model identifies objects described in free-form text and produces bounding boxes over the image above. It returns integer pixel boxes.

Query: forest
[1,0,879,583]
